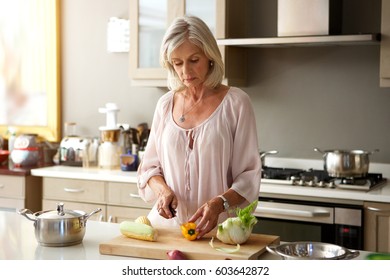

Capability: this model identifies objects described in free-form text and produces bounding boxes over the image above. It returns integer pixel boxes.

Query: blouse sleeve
[137,93,170,202]
[228,89,261,206]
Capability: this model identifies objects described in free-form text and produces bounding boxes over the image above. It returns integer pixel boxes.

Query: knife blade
[169,205,183,226]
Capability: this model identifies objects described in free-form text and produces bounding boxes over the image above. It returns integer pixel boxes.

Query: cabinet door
[107,205,151,223]
[187,0,247,86]
[380,0,390,87]
[129,0,183,86]
[364,202,390,253]
[43,178,105,204]
[0,175,25,198]
[107,182,154,208]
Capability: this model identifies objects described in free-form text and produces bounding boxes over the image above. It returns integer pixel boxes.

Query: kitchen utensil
[99,228,279,260]
[266,241,359,260]
[314,147,379,178]
[259,150,278,166]
[10,134,40,167]
[59,136,91,166]
[18,203,101,247]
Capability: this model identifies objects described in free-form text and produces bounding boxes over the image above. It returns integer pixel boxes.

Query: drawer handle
[129,193,141,199]
[367,206,390,214]
[63,187,85,193]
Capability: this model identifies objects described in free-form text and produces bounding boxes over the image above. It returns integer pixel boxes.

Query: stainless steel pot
[259,150,278,166]
[18,203,101,247]
[314,147,379,178]
[266,242,360,260]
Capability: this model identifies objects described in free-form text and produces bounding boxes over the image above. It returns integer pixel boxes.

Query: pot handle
[259,150,278,158]
[313,147,325,154]
[17,208,37,222]
[84,208,102,221]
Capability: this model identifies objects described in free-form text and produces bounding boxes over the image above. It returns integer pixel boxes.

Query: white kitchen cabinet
[106,181,153,222]
[0,174,42,212]
[380,0,390,87]
[41,176,153,223]
[42,177,107,221]
[129,0,247,87]
[364,202,390,253]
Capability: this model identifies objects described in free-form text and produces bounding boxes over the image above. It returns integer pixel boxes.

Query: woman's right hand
[156,188,178,219]
[147,176,177,219]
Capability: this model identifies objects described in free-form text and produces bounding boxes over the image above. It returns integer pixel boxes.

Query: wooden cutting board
[99,227,279,260]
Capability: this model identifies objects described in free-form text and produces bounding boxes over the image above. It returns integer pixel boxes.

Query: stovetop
[261,166,387,191]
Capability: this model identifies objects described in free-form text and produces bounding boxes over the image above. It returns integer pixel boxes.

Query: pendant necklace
[179,93,204,123]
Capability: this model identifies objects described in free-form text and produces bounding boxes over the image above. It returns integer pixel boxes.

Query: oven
[252,197,364,250]
[250,165,387,250]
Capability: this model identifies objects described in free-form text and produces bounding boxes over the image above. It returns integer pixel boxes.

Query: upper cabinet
[380,0,390,87]
[129,0,247,87]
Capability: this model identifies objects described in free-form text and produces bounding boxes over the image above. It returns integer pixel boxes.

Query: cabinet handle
[366,206,390,214]
[63,187,85,193]
[129,193,141,199]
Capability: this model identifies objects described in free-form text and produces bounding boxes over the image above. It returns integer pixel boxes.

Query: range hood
[217,33,380,48]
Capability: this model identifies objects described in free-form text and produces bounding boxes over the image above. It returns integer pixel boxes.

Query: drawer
[43,199,106,222]
[0,197,25,211]
[107,205,151,223]
[0,175,25,198]
[107,182,153,208]
[43,178,106,203]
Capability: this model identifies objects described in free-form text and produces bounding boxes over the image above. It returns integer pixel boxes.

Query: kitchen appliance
[253,165,388,250]
[59,136,90,166]
[18,203,101,247]
[277,0,342,36]
[261,166,387,191]
[254,196,364,250]
[266,242,359,260]
[98,103,122,169]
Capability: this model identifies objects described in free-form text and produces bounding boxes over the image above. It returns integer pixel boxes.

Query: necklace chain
[179,94,203,123]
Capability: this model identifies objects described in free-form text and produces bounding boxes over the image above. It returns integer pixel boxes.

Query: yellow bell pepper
[180,222,198,241]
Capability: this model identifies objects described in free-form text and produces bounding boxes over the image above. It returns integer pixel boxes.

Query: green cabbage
[216,200,258,245]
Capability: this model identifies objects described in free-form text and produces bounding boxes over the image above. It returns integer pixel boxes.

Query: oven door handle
[255,206,331,218]
[366,206,390,214]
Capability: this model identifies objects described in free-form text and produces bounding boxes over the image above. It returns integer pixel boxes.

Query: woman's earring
[210,61,214,67]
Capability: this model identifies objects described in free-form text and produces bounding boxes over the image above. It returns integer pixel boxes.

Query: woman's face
[170,40,210,88]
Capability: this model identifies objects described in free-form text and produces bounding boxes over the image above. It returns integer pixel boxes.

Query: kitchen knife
[169,205,183,226]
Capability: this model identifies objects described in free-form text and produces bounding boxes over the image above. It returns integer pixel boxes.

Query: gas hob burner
[261,167,387,191]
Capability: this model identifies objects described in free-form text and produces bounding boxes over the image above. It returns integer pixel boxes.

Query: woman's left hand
[188,197,224,238]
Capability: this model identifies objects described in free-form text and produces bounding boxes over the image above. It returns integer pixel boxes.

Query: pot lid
[37,203,85,219]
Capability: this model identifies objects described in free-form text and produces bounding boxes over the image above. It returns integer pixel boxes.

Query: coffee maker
[98,103,122,169]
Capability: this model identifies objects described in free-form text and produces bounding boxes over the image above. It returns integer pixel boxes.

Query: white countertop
[31,165,138,183]
[31,165,390,204]
[0,210,373,260]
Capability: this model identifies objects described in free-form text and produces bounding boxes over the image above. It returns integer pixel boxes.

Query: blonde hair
[160,15,224,91]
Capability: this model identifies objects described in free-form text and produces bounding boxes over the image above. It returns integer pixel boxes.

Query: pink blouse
[137,87,261,227]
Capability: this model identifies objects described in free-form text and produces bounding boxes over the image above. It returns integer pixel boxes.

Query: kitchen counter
[31,165,390,204]
[0,210,373,260]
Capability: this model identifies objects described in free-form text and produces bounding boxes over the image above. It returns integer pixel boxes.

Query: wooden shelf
[217,34,380,48]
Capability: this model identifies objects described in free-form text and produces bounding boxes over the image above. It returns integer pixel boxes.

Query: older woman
[137,15,261,238]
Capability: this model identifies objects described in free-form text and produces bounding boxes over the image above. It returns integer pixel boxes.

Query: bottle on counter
[7,127,17,153]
